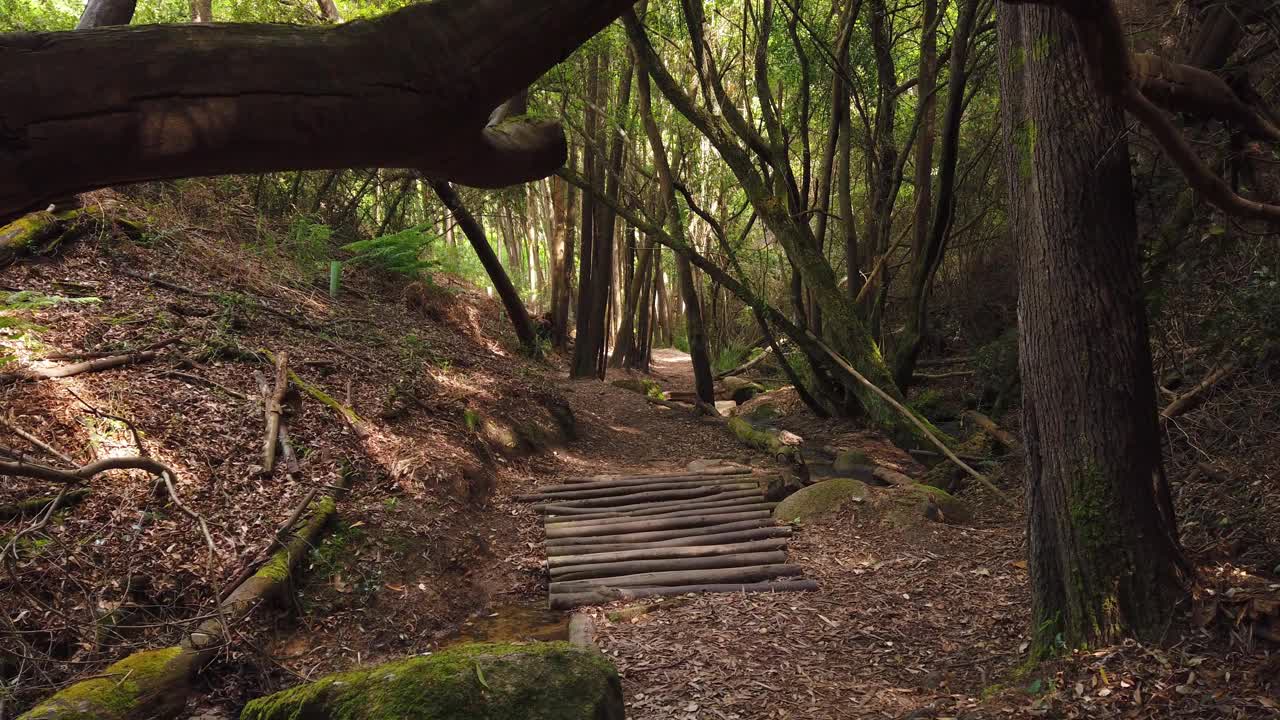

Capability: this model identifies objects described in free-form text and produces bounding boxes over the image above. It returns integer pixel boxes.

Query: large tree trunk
[1,0,640,222]
[430,181,539,354]
[571,53,604,378]
[998,3,1188,654]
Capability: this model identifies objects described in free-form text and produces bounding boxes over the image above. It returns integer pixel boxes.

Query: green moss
[610,378,665,400]
[463,409,482,432]
[1029,34,1053,62]
[22,647,189,720]
[774,479,868,524]
[241,642,621,720]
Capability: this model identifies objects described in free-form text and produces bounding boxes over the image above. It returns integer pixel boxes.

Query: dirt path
[500,353,1028,720]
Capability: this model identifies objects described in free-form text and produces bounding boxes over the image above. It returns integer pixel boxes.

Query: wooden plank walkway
[516,464,817,610]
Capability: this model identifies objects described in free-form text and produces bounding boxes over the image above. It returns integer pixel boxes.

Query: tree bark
[430,181,539,354]
[76,0,136,28]
[998,2,1188,654]
[1,0,640,222]
[315,0,343,23]
[189,0,212,22]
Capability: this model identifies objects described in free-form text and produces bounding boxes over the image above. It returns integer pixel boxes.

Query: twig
[160,370,249,400]
[913,370,976,381]
[0,413,74,464]
[1160,363,1236,420]
[160,467,218,571]
[806,332,1015,506]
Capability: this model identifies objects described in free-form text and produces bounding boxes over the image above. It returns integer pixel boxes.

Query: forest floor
[1,192,1277,718]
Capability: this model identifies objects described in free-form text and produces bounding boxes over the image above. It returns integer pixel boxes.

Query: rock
[721,376,765,403]
[878,484,974,527]
[240,642,624,720]
[772,479,869,523]
[832,450,870,475]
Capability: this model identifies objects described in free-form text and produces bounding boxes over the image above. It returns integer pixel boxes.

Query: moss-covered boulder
[877,484,974,528]
[773,478,869,523]
[721,375,765,403]
[240,642,623,720]
[611,377,665,401]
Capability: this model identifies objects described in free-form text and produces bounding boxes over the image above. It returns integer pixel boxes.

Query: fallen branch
[160,371,249,401]
[0,488,90,523]
[913,370,976,381]
[263,350,367,437]
[43,335,181,362]
[0,413,75,464]
[713,344,777,380]
[4,349,164,383]
[1160,363,1235,420]
[917,355,974,367]
[260,351,289,474]
[806,332,1015,506]
[962,410,1017,450]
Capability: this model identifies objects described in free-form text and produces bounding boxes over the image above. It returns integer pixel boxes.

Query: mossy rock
[878,484,974,528]
[240,642,623,720]
[832,450,870,476]
[20,646,198,720]
[721,376,765,403]
[610,378,664,400]
[773,479,869,523]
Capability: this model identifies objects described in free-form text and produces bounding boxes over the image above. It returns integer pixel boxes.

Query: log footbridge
[516,464,817,610]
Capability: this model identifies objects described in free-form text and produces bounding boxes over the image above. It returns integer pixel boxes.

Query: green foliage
[343,228,440,277]
[1200,265,1280,358]
[974,328,1019,415]
[907,389,945,420]
[281,217,334,272]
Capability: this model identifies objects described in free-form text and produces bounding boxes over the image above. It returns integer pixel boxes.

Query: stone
[772,479,869,523]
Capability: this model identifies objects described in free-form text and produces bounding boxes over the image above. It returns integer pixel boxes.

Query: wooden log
[567,613,595,648]
[516,477,755,502]
[540,487,762,514]
[539,469,752,492]
[534,484,754,511]
[549,579,819,609]
[558,465,750,484]
[546,502,777,526]
[546,527,792,556]
[545,510,771,538]
[550,563,804,593]
[963,410,1017,449]
[545,576,814,604]
[543,489,765,518]
[551,551,789,582]
[5,350,162,383]
[545,518,772,549]
[523,473,754,498]
[547,539,790,568]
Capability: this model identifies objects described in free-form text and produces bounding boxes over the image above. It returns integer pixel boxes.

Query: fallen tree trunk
[551,563,804,592]
[550,579,817,609]
[551,550,788,581]
[543,488,764,516]
[517,476,755,502]
[547,538,790,568]
[546,526,791,556]
[545,491,773,520]
[19,475,349,720]
[545,510,771,539]
[963,410,1017,450]
[547,503,776,527]
[0,0,642,221]
[0,206,124,263]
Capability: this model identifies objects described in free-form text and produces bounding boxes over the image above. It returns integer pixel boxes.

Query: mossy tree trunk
[997,4,1188,655]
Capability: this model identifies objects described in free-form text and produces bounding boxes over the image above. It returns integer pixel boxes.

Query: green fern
[341,228,440,277]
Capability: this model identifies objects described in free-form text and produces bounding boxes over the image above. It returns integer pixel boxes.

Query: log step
[549,579,819,610]
[524,461,814,606]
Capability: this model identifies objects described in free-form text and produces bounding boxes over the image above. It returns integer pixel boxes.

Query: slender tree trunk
[190,0,213,22]
[636,66,714,402]
[550,174,573,347]
[611,228,650,367]
[998,3,1188,654]
[316,0,343,22]
[894,0,979,390]
[571,53,603,377]
[431,181,539,354]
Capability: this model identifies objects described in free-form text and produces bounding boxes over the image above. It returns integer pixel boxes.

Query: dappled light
[1,0,1278,717]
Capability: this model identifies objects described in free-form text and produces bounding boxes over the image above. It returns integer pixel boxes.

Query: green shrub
[342,227,440,277]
